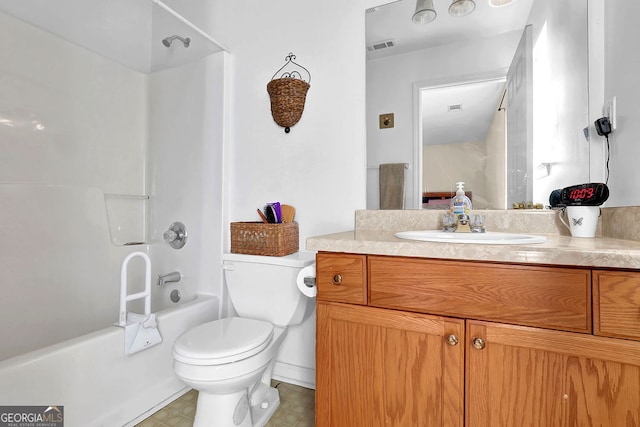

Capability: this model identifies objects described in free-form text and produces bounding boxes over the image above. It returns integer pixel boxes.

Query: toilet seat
[173,317,274,366]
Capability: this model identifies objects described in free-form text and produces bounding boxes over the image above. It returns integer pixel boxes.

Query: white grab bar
[119,251,152,326]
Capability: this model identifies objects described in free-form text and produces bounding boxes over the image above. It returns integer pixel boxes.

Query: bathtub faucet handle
[157,271,182,286]
[163,222,188,249]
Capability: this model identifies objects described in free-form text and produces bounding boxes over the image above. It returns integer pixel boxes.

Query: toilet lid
[173,317,274,365]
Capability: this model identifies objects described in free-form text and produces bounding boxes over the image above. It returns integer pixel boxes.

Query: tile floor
[136,381,315,427]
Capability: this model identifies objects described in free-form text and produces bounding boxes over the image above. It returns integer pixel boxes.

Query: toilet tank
[222,251,316,326]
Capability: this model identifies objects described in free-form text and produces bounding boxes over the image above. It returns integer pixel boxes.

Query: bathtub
[0,294,218,427]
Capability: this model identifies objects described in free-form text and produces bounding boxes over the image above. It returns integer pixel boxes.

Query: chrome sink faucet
[157,271,181,286]
[443,212,485,233]
[455,214,472,233]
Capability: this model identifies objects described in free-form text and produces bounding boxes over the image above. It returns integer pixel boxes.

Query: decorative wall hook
[267,53,311,133]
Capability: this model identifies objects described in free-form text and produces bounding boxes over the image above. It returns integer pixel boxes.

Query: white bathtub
[0,294,218,427]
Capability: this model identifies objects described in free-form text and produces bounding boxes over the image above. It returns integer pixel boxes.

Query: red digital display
[560,183,609,206]
[569,187,595,201]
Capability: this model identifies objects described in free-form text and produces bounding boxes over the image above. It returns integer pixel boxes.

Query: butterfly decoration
[572,217,584,226]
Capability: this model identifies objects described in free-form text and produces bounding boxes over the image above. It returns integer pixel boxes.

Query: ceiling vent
[448,104,462,112]
[367,39,395,52]
[366,6,380,13]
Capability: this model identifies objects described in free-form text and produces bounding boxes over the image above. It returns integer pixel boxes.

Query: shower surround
[0,3,227,424]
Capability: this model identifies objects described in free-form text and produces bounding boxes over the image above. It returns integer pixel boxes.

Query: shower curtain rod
[151,0,229,52]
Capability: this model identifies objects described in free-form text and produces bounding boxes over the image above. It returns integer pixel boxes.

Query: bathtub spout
[157,271,181,286]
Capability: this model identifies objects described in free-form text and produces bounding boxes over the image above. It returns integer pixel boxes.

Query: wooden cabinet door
[466,320,640,427]
[316,301,464,427]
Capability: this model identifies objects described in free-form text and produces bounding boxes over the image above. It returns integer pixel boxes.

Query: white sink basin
[395,230,547,245]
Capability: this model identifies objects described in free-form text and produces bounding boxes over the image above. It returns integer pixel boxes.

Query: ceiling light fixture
[412,0,437,24]
[448,0,476,16]
[489,0,515,7]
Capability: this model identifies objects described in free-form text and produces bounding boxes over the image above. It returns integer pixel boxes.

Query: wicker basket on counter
[230,221,299,256]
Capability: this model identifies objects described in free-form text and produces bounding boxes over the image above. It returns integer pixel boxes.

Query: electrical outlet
[603,96,617,131]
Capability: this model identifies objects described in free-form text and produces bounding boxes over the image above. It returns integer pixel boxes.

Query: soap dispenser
[450,182,472,219]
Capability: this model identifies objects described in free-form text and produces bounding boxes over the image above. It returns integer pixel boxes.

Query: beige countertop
[306,209,640,269]
[306,230,640,269]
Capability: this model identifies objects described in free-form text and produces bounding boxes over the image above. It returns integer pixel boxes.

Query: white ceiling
[421,78,505,145]
[366,0,533,146]
[366,0,534,60]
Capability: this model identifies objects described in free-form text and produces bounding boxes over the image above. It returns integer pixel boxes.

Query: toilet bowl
[172,251,316,427]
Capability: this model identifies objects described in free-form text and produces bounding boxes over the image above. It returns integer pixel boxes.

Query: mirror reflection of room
[366,0,589,210]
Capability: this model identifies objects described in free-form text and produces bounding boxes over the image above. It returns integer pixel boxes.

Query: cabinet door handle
[472,337,486,350]
[332,274,343,285]
[446,334,459,346]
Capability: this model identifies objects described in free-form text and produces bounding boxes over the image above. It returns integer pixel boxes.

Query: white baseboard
[273,361,315,390]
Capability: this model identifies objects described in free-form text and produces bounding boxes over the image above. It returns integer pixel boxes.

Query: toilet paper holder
[296,262,317,298]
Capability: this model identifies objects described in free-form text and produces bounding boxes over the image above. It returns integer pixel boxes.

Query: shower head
[162,35,191,48]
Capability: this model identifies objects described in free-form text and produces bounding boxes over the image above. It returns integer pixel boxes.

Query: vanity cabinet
[315,252,640,427]
[316,302,464,426]
[466,320,640,427]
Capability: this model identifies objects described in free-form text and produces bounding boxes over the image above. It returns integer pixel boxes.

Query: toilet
[172,251,316,427]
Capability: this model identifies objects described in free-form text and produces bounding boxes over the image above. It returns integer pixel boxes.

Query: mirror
[366,0,590,209]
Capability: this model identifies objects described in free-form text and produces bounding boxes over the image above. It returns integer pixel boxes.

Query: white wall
[366,31,521,209]
[422,107,505,210]
[208,1,367,239]
[527,0,589,205]
[423,141,489,207]
[485,108,507,209]
[603,1,640,207]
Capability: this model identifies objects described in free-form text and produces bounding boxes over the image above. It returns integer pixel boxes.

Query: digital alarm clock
[549,183,609,207]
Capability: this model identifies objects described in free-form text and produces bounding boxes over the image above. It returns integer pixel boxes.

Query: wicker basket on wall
[267,78,310,132]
